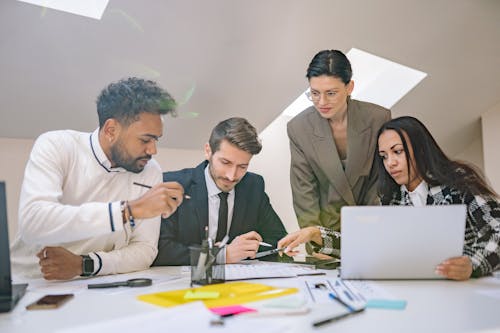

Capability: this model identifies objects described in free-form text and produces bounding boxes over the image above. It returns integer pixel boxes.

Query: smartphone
[26,294,74,310]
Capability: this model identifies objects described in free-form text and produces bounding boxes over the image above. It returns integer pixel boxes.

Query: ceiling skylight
[283,48,427,117]
[17,0,109,20]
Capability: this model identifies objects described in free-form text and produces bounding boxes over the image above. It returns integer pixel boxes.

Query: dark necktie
[215,192,229,242]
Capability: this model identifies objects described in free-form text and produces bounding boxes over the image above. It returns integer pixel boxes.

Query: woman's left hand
[435,256,473,281]
[277,227,321,257]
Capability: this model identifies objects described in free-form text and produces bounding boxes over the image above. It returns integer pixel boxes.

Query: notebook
[340,205,466,280]
[0,181,27,312]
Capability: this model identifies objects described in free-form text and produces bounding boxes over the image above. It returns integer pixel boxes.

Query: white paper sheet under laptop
[340,205,466,280]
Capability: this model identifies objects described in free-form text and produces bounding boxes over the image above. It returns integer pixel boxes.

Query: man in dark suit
[153,117,287,265]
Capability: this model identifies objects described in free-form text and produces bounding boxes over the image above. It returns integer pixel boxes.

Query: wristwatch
[80,255,94,277]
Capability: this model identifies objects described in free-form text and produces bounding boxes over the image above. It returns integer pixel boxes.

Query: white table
[1,266,499,333]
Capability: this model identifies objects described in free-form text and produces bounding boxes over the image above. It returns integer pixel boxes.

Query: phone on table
[26,294,74,310]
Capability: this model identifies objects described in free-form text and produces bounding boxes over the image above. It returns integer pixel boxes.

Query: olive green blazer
[287,99,391,234]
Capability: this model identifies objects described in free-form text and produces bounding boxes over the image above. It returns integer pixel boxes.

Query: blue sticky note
[366,299,407,310]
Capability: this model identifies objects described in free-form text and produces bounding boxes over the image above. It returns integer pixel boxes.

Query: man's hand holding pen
[226,231,263,263]
[129,181,188,219]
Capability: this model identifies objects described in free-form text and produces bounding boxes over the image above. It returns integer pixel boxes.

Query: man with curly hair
[11,77,185,280]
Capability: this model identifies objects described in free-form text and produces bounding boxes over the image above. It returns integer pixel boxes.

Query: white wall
[154,147,204,172]
[250,115,298,233]
[0,138,34,243]
[0,137,202,242]
[481,101,500,194]
[453,135,484,173]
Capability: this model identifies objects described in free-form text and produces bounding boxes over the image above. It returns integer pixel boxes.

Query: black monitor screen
[0,181,13,295]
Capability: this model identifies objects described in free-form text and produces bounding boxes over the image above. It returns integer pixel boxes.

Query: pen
[194,227,210,280]
[259,241,273,247]
[254,247,286,258]
[312,307,365,327]
[133,182,191,199]
[203,235,229,272]
[329,292,355,312]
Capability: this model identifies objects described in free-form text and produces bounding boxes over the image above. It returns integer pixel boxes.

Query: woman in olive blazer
[287,50,391,256]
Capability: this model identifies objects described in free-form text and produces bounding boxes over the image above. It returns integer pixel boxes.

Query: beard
[110,140,151,173]
[208,158,240,192]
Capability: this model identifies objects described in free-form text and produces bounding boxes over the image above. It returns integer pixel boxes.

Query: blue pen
[329,292,355,312]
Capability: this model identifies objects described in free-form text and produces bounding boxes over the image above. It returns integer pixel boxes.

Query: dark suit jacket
[152,161,287,265]
[287,99,391,235]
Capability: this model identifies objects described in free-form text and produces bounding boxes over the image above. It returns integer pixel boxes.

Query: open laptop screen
[340,205,466,280]
[0,181,13,296]
[0,181,28,313]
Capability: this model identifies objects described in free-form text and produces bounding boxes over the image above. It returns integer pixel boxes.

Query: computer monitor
[0,181,27,312]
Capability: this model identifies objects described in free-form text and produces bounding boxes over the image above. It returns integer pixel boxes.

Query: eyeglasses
[305,90,338,102]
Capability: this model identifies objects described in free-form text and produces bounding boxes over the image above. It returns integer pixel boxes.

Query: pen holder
[189,245,225,286]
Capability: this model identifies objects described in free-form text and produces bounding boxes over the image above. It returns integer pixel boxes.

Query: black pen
[312,307,365,327]
[254,247,286,258]
[133,182,191,199]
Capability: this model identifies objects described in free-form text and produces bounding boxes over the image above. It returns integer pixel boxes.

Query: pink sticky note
[209,305,256,316]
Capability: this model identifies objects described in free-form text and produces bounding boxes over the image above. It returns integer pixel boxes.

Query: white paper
[225,261,320,280]
[302,277,397,309]
[26,269,184,295]
[55,301,289,333]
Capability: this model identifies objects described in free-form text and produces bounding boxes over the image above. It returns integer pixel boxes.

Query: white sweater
[11,129,162,278]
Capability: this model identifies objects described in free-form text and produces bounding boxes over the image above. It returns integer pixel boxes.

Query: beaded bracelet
[126,200,136,228]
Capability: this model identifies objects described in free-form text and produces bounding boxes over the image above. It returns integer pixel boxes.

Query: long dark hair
[375,116,498,203]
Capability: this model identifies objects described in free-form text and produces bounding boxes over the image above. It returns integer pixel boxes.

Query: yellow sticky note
[184,291,220,300]
[138,282,298,308]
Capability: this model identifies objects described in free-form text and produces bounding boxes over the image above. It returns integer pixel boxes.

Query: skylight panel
[17,0,109,20]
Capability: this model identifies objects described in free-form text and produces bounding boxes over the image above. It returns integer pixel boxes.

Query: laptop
[0,181,27,312]
[340,205,466,279]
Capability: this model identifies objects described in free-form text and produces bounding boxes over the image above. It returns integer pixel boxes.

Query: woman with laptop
[279,116,499,281]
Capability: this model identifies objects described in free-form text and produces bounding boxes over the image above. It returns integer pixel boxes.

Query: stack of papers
[304,277,407,310]
[225,261,323,280]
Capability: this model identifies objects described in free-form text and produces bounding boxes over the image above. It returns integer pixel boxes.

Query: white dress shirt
[204,165,235,239]
[11,129,162,278]
[403,180,429,207]
[204,165,234,262]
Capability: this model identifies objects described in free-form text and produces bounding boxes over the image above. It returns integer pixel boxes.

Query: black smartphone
[26,294,74,310]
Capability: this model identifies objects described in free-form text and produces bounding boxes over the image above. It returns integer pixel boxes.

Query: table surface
[1,266,500,333]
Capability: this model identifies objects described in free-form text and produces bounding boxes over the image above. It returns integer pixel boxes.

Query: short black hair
[209,117,262,155]
[306,50,352,84]
[96,77,176,128]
